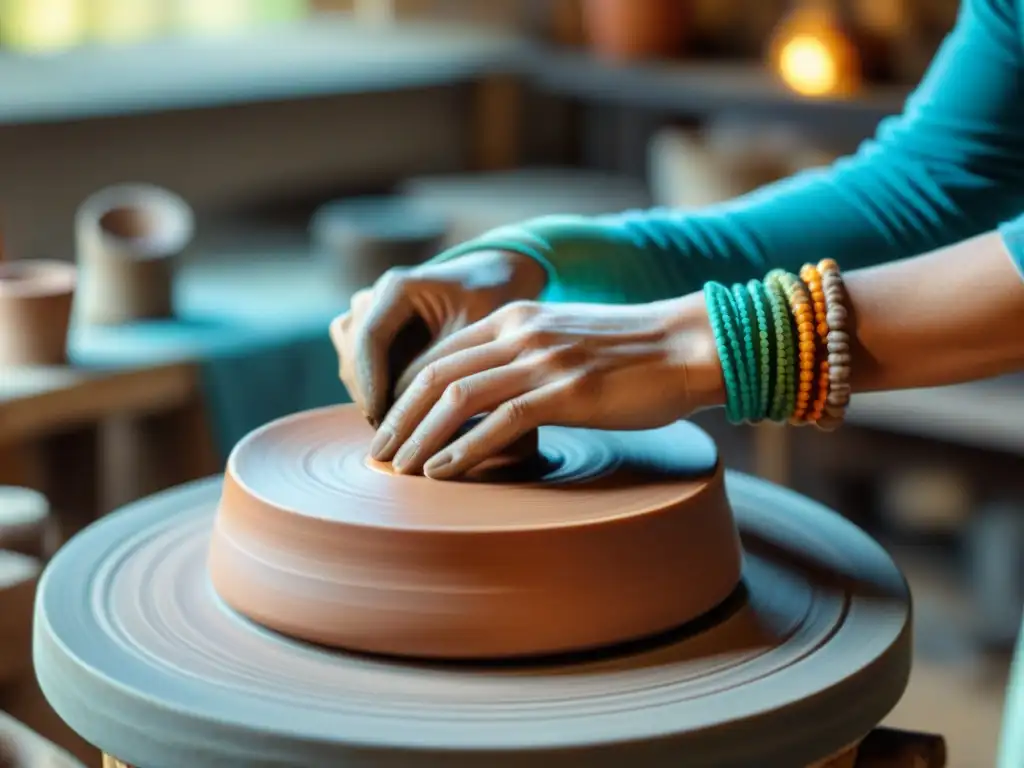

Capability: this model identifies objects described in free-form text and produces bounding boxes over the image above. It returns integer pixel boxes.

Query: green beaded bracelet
[731,284,761,421]
[704,282,746,424]
[746,280,774,422]
[763,273,798,421]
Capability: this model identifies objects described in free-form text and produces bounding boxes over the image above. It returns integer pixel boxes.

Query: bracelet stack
[704,260,852,430]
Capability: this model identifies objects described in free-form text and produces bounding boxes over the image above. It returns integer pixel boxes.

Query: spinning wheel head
[207,405,742,660]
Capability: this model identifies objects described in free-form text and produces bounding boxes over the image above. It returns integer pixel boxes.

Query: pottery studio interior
[0,1,1022,767]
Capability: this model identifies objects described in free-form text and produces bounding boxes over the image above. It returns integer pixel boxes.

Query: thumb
[352,274,416,426]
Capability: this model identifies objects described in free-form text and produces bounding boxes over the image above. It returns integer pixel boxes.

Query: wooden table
[0,363,217,538]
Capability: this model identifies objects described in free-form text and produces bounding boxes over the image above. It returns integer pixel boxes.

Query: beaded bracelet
[766,270,816,423]
[762,274,796,421]
[704,264,852,427]
[816,259,852,430]
[798,263,831,424]
[745,279,774,422]
[731,283,761,420]
[704,282,747,423]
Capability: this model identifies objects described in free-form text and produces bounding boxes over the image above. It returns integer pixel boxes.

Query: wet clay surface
[208,405,741,659]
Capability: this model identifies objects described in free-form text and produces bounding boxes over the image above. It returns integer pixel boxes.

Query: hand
[330,250,547,426]
[369,294,724,479]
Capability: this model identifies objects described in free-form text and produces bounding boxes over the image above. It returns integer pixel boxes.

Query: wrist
[664,293,726,411]
[500,250,548,301]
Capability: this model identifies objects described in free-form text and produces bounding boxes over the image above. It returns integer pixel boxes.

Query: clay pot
[309,196,447,295]
[581,0,690,61]
[0,260,76,366]
[75,184,194,326]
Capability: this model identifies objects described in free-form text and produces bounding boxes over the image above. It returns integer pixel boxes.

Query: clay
[0,486,58,559]
[35,471,911,767]
[0,261,76,366]
[309,196,446,297]
[75,184,194,326]
[208,405,740,659]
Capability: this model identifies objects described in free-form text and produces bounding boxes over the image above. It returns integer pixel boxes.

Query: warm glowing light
[768,5,862,99]
[87,0,165,44]
[170,0,254,35]
[778,34,839,97]
[0,0,86,52]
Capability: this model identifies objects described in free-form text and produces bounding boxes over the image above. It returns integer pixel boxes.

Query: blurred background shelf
[530,49,911,139]
[0,20,530,125]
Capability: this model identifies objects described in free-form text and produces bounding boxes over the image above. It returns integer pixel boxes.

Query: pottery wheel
[35,468,911,767]
[208,406,742,659]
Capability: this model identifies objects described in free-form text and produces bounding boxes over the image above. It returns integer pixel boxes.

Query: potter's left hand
[370,295,724,479]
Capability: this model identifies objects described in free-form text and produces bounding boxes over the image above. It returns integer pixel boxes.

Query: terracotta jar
[0,260,76,366]
[75,184,193,326]
[582,0,690,61]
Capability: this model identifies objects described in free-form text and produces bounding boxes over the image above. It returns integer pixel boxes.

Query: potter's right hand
[330,250,547,427]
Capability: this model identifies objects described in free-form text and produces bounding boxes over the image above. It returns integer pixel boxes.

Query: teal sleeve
[998,213,1024,279]
[435,0,1024,303]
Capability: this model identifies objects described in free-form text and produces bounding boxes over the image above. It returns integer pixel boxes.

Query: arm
[373,221,1024,479]
[437,0,1024,304]
[842,224,1024,393]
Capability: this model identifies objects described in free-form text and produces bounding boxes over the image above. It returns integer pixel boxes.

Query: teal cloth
[69,258,351,458]
[432,0,1024,757]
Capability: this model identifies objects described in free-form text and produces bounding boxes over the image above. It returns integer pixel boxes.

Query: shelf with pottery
[0,17,530,125]
[530,48,911,138]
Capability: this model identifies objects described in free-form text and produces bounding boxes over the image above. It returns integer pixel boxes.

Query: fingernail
[392,443,417,474]
[370,429,396,460]
[423,453,453,478]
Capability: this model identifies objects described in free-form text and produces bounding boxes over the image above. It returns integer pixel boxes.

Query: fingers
[423,382,566,480]
[393,316,499,398]
[352,273,415,425]
[389,361,540,475]
[371,338,517,462]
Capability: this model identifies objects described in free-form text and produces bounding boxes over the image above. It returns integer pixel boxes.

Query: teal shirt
[439,0,1024,300]
[435,0,1024,762]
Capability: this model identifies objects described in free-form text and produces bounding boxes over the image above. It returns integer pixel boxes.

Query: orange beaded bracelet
[799,263,831,424]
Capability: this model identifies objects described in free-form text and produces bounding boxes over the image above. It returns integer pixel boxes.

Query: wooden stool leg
[106,395,219,509]
[35,424,101,540]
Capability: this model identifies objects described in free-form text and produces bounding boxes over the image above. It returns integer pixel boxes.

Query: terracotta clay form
[75,184,194,326]
[309,196,447,295]
[0,485,58,559]
[208,405,741,659]
[0,260,77,366]
[34,413,912,767]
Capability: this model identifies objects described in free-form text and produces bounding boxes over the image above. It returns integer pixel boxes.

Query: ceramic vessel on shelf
[0,260,76,366]
[581,0,690,61]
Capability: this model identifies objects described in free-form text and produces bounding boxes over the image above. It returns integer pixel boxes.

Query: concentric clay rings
[35,472,912,767]
[209,406,742,659]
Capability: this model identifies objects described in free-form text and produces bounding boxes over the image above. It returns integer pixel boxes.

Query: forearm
[434,0,1024,305]
[846,230,1024,393]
